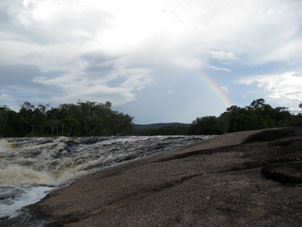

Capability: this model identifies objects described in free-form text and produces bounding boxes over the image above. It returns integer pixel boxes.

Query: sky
[0,0,301,123]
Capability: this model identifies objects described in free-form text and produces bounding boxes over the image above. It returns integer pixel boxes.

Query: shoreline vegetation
[0,98,301,137]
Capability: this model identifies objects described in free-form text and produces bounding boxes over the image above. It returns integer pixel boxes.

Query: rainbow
[197,71,233,107]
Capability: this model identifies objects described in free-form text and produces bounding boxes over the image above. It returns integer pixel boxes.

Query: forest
[0,98,301,137]
[136,98,302,135]
[0,101,133,137]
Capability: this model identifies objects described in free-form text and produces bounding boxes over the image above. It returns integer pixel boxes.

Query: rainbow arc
[197,72,233,107]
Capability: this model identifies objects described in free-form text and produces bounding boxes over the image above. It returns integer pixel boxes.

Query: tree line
[0,101,133,137]
[137,99,302,135]
[0,98,301,137]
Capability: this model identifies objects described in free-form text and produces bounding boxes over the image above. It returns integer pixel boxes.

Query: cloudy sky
[0,0,301,123]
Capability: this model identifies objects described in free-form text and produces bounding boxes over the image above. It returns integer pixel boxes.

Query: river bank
[2,127,302,226]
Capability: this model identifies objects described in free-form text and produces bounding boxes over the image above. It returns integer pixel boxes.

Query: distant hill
[134,123,191,130]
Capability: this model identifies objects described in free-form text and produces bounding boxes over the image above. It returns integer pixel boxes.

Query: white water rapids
[0,135,213,219]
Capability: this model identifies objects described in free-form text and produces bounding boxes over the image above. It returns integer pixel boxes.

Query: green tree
[0,107,23,137]
[190,116,223,135]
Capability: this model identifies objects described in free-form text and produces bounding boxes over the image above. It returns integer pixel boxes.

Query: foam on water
[0,165,58,186]
[0,136,214,186]
[0,139,13,153]
[0,186,53,218]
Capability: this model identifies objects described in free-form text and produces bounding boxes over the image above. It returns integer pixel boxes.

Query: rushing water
[0,135,213,219]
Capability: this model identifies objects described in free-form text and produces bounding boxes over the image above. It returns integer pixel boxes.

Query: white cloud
[209,51,238,62]
[33,65,153,105]
[2,0,301,69]
[0,94,11,106]
[289,107,302,112]
[0,0,302,109]
[121,68,153,91]
[220,86,230,93]
[0,93,21,110]
[238,72,302,99]
[209,66,231,72]
[238,72,302,110]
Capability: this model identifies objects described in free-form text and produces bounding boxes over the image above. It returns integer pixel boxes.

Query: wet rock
[261,161,302,183]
